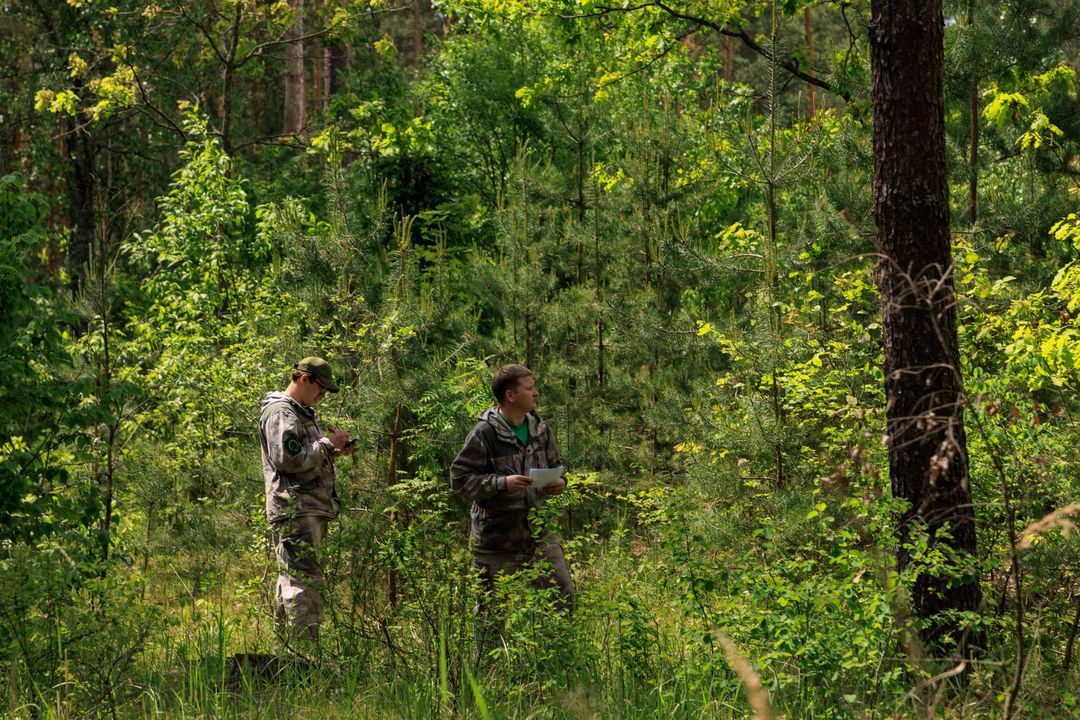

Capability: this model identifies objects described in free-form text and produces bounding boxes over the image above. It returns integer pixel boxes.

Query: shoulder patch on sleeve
[286,436,302,455]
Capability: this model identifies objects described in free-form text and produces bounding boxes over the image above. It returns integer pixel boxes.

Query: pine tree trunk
[765,179,784,488]
[1065,593,1080,671]
[321,43,331,114]
[329,41,353,112]
[870,0,982,645]
[5,19,30,162]
[68,109,97,291]
[412,0,424,71]
[312,41,323,116]
[804,7,816,119]
[593,180,604,389]
[51,120,68,231]
[284,0,306,136]
[252,76,264,150]
[575,132,586,223]
[525,311,533,369]
[966,0,978,223]
[723,36,734,81]
[387,403,402,608]
[220,2,243,155]
[968,81,979,223]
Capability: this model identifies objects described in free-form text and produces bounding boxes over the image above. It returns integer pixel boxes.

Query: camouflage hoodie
[450,406,567,554]
[259,391,338,523]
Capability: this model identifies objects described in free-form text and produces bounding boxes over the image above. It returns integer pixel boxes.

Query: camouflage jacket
[259,392,338,523]
[450,407,567,554]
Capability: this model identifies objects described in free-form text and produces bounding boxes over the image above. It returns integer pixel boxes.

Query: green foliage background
[1,0,1079,717]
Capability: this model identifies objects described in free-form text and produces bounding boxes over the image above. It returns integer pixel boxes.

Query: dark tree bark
[328,41,352,98]
[1065,593,1080,671]
[67,112,98,291]
[27,0,98,289]
[869,0,982,645]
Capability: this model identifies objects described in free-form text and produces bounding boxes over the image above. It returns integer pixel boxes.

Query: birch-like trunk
[283,0,306,136]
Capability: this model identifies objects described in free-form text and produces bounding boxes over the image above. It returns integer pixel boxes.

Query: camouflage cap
[294,356,339,393]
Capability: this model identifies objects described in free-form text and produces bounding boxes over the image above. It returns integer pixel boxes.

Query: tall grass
[5,476,1078,719]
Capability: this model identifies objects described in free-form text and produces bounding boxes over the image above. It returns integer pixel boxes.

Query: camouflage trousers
[473,534,575,611]
[271,514,329,642]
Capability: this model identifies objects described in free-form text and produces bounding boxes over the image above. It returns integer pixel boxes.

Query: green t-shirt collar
[496,411,529,446]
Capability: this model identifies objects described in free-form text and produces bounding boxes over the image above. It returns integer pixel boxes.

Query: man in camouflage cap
[258,357,353,642]
[450,364,574,620]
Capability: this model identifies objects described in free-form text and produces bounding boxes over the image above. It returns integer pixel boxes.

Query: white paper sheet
[528,466,565,490]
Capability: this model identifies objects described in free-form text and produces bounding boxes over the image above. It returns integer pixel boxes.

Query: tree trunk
[387,403,402,608]
[68,110,97,291]
[412,0,424,72]
[283,0,306,136]
[765,179,785,488]
[1065,592,1080,671]
[321,43,331,115]
[5,22,30,164]
[310,0,326,115]
[329,42,352,98]
[804,7,816,119]
[723,35,734,82]
[966,0,978,223]
[575,130,586,223]
[869,0,982,645]
[220,2,243,155]
[312,38,324,115]
[593,180,605,389]
[524,310,533,369]
[967,81,979,223]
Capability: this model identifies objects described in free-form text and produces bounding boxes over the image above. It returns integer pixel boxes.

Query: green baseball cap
[295,356,339,393]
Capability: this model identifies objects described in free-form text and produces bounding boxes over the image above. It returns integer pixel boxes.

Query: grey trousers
[272,514,328,641]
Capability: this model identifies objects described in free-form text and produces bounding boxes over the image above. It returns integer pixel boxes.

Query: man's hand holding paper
[529,466,565,491]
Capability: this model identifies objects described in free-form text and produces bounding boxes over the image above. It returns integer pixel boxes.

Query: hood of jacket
[478,405,546,443]
[262,391,314,419]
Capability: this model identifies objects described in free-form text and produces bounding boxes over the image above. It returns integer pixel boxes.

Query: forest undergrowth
[5,437,1079,719]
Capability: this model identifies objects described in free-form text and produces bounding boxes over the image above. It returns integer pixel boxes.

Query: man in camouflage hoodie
[259,357,353,641]
[450,364,574,611]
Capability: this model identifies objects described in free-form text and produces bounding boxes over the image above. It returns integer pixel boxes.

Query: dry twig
[716,631,772,720]
[1018,504,1080,549]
